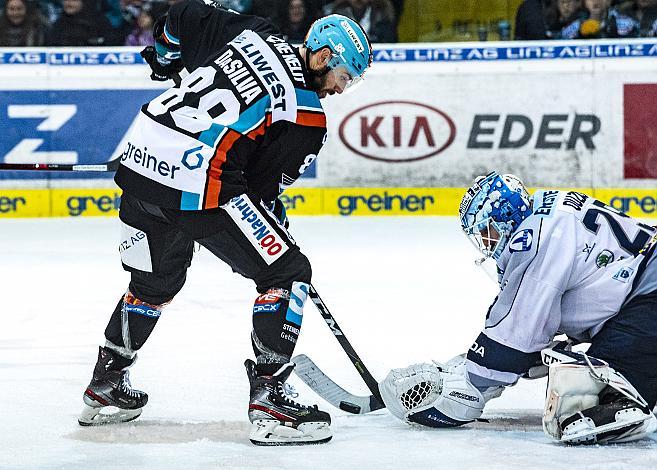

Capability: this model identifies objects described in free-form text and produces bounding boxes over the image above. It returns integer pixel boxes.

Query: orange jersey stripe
[296,111,326,128]
[203,130,241,209]
[246,113,272,140]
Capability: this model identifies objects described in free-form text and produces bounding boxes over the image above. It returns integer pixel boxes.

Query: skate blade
[78,403,142,426]
[561,409,650,445]
[249,420,332,446]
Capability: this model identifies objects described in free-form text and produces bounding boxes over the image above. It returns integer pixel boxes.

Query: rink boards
[1,41,657,218]
[1,186,657,218]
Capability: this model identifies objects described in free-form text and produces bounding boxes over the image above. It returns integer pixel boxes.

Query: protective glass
[327,55,363,90]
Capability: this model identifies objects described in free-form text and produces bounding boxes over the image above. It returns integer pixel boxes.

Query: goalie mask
[459,171,532,261]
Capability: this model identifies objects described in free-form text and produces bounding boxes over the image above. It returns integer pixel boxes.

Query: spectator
[36,0,62,23]
[619,0,657,35]
[324,0,397,42]
[546,0,585,38]
[0,0,47,45]
[563,0,640,38]
[45,0,114,45]
[124,2,153,45]
[514,0,549,39]
[280,0,316,42]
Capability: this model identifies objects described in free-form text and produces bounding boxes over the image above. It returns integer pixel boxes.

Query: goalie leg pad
[542,357,655,445]
[559,388,655,445]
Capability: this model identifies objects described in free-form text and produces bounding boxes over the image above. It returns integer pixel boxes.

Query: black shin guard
[104,291,168,355]
[251,283,309,375]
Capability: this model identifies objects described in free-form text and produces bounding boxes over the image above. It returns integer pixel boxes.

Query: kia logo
[339,101,456,163]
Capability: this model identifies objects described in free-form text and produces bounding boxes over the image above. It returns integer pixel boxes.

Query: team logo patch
[509,229,533,253]
[596,250,615,268]
[613,266,635,283]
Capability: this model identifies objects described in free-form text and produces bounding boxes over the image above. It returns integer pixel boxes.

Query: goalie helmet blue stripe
[304,14,373,79]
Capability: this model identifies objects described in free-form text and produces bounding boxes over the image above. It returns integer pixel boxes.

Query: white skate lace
[283,383,299,399]
[277,382,315,409]
[120,371,141,398]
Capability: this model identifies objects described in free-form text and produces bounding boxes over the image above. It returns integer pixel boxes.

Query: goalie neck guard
[459,171,533,261]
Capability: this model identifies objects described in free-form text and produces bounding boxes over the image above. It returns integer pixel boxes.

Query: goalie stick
[296,285,385,414]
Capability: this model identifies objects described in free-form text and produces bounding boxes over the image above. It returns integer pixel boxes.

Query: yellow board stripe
[1,188,657,218]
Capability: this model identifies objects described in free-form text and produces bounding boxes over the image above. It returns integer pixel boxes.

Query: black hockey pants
[104,193,311,373]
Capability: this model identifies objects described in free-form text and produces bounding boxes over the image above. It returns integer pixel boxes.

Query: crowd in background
[1,0,657,46]
[0,0,403,47]
[516,0,657,39]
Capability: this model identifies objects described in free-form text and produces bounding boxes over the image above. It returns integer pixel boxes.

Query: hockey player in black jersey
[78,0,372,446]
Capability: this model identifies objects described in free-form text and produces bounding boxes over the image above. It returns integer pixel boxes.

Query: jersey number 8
[147,66,240,134]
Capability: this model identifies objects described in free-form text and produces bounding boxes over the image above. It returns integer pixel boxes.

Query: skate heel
[249,419,332,446]
[78,403,142,426]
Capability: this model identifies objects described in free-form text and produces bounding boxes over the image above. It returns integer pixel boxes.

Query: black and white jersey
[115,0,326,210]
[465,190,656,389]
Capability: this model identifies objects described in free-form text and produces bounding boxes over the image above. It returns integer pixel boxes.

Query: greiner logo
[67,193,121,216]
[0,196,26,213]
[610,195,657,214]
[121,141,181,179]
[337,192,434,216]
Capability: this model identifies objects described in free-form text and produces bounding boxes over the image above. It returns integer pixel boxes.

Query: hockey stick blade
[292,354,385,414]
[0,158,120,172]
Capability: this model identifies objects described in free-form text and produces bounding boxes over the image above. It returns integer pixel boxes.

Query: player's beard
[309,68,334,99]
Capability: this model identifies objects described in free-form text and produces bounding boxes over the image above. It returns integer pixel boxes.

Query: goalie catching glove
[379,356,501,428]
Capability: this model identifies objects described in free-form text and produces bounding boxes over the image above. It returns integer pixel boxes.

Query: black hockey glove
[140,46,184,82]
[268,198,289,229]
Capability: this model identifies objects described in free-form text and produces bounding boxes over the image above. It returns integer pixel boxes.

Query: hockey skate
[78,346,148,426]
[560,387,656,445]
[245,359,332,446]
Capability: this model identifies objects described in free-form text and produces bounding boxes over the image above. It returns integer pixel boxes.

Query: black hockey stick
[0,159,120,172]
[0,73,184,173]
[298,285,385,413]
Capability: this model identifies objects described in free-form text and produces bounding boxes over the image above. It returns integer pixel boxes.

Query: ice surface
[1,217,655,469]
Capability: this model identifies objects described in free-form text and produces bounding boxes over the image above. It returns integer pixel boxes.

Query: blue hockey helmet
[459,172,533,260]
[304,14,373,89]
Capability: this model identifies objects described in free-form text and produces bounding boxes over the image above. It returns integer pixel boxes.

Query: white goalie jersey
[466,190,657,390]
